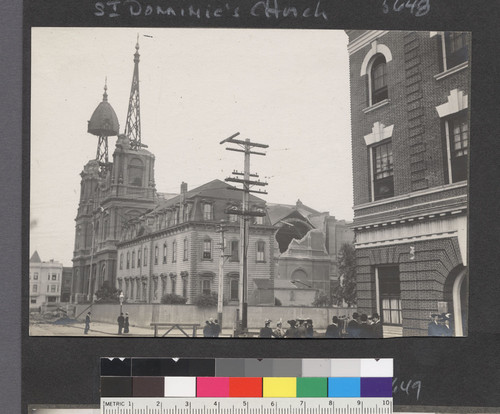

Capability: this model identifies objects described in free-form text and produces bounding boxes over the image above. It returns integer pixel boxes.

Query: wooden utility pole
[220,132,268,330]
[215,223,227,326]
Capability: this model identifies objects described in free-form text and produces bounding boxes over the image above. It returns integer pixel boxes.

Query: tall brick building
[346,30,470,336]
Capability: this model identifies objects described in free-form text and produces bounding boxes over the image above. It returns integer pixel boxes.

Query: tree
[193,292,221,308]
[161,294,188,304]
[334,243,357,307]
[94,281,120,303]
[312,291,332,307]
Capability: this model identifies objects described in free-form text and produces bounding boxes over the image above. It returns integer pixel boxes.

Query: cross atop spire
[103,76,108,102]
[125,36,142,150]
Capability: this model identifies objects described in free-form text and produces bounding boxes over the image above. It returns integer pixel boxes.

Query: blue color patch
[328,377,361,397]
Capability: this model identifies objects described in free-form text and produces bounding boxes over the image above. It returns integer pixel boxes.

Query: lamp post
[119,291,124,314]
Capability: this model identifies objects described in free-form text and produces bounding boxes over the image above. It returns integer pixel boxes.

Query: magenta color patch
[196,377,230,397]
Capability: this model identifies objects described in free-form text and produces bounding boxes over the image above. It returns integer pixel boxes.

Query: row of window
[32,284,59,293]
[200,278,239,301]
[370,112,468,201]
[366,32,468,107]
[29,272,59,281]
[119,240,267,270]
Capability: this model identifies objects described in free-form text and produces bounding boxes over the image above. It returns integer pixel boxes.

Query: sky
[30,27,352,266]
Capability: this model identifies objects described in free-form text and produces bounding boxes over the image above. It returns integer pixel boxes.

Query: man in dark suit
[347,312,361,338]
[285,320,298,338]
[213,319,221,337]
[325,316,341,338]
[84,312,91,334]
[259,319,273,338]
[203,320,212,337]
[428,313,442,336]
[370,313,383,338]
[359,314,372,338]
[117,312,125,335]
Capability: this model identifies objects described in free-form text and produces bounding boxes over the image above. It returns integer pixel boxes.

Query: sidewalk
[29,320,235,337]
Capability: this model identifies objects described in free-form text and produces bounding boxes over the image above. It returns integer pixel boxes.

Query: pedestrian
[305,319,314,338]
[124,312,129,334]
[203,320,212,337]
[325,316,341,338]
[213,319,221,337]
[428,313,442,336]
[296,318,307,338]
[370,313,383,338]
[347,312,361,338]
[272,320,286,338]
[441,315,453,337]
[117,312,124,335]
[359,314,372,338]
[259,319,273,338]
[84,312,91,334]
[285,320,298,338]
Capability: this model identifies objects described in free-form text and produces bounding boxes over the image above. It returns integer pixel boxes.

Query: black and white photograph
[29,27,470,338]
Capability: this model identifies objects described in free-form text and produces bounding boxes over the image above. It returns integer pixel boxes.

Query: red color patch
[229,377,262,397]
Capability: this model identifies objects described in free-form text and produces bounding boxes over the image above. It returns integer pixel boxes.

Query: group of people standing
[428,313,453,336]
[203,318,221,337]
[117,312,130,335]
[259,318,315,338]
[325,312,383,338]
[256,312,383,339]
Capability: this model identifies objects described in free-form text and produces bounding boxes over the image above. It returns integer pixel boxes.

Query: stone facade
[71,135,157,302]
[347,30,470,336]
[268,201,354,304]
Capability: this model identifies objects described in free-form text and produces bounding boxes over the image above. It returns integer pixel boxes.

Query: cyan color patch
[328,377,361,397]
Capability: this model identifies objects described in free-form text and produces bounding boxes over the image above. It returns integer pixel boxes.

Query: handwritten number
[382,0,389,13]
[416,0,430,16]
[383,0,430,16]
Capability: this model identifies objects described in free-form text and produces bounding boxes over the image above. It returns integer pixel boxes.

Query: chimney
[180,182,188,220]
[181,182,188,194]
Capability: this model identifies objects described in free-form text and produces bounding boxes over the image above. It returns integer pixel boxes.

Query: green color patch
[296,377,328,397]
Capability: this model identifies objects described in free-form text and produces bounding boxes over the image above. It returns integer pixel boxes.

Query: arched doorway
[443,265,468,336]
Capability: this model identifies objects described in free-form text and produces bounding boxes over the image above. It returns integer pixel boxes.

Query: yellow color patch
[263,377,297,398]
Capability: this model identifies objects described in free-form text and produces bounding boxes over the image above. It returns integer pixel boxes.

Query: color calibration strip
[101,358,393,378]
[101,358,392,398]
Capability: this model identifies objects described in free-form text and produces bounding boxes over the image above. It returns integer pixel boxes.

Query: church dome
[87,84,120,136]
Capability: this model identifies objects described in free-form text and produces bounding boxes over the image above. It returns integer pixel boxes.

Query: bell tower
[71,40,157,303]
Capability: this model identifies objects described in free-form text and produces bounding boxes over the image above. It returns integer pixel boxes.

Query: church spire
[125,35,143,150]
[103,76,108,102]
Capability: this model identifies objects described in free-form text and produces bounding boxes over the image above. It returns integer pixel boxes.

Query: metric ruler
[101,398,393,414]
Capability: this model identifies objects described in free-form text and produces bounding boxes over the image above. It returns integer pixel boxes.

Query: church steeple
[124,36,143,150]
[87,78,120,175]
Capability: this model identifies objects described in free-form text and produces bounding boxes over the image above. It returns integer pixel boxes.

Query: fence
[74,303,356,329]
